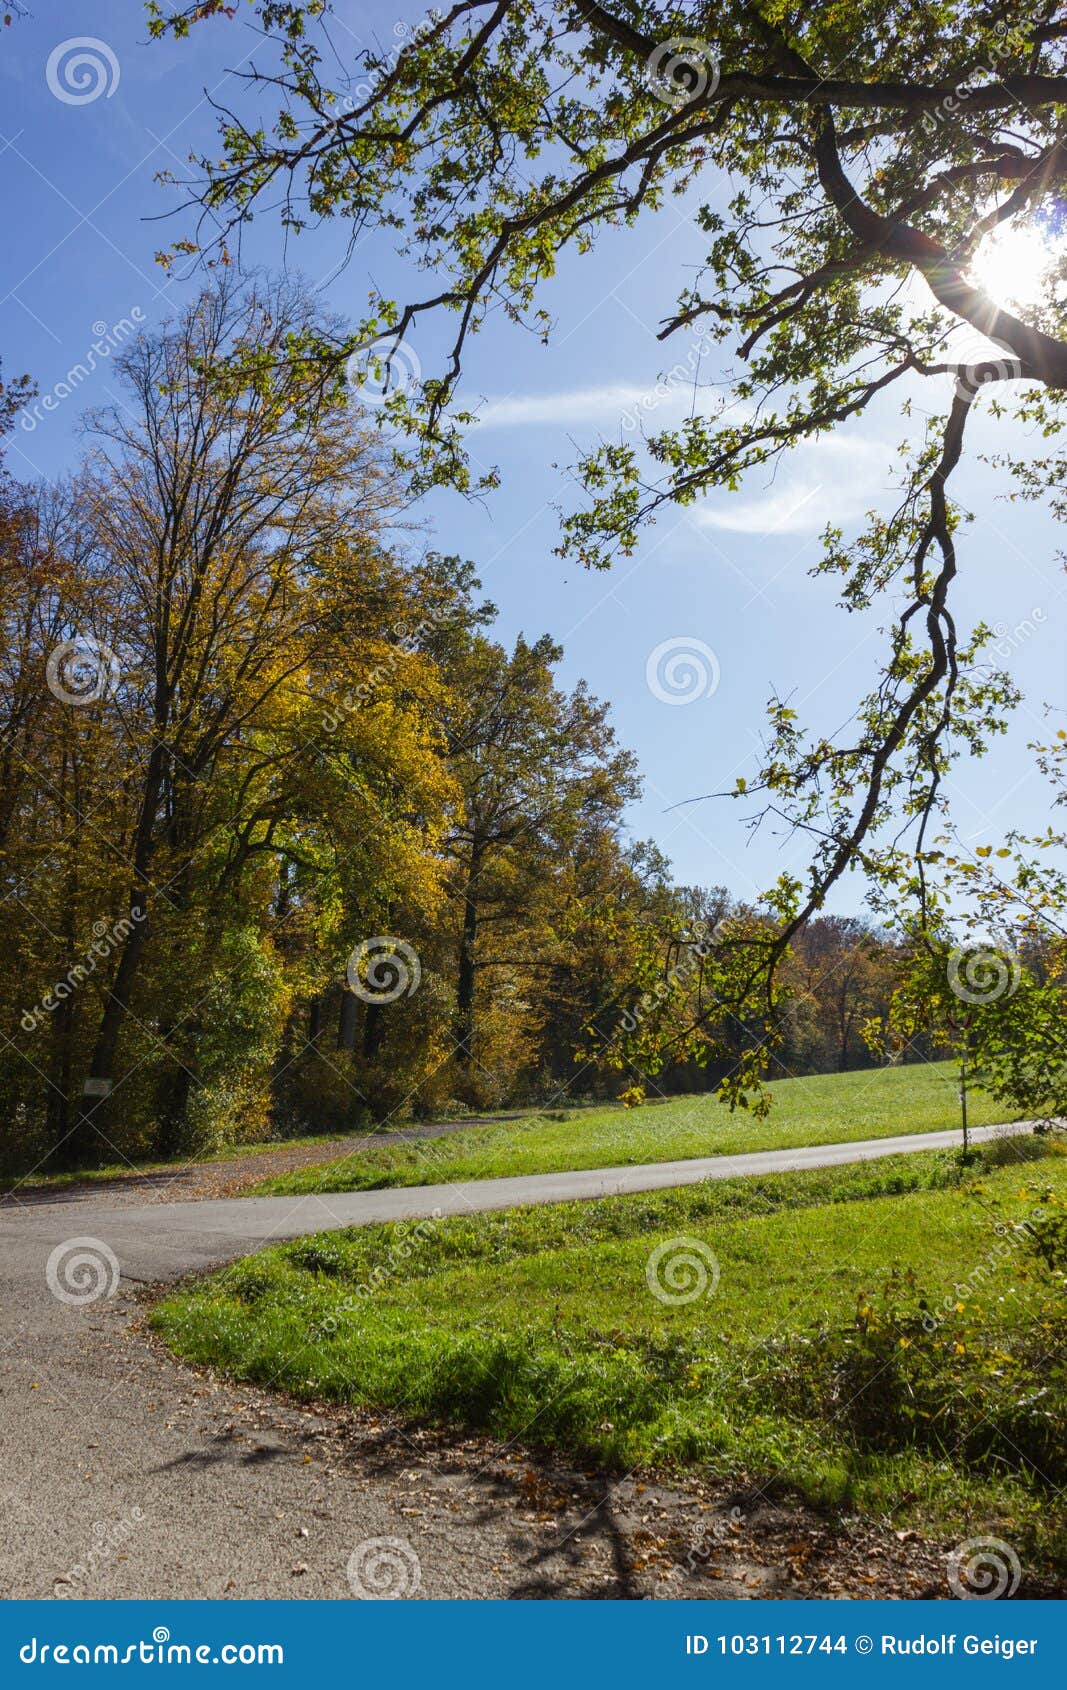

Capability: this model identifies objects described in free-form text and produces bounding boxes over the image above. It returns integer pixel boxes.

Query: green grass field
[251,1062,1019,1196]
[154,1131,1066,1564]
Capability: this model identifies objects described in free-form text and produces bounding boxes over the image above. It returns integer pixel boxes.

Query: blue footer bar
[1,1601,1062,1685]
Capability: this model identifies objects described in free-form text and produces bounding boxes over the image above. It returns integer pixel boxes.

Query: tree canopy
[147,0,1067,1077]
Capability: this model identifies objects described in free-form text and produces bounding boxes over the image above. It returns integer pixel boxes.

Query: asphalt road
[0,1121,1024,1283]
[0,1121,1030,1600]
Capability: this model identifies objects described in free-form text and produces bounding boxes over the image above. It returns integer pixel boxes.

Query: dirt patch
[0,1118,512,1210]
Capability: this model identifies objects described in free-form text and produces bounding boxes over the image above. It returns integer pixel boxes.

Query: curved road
[0,1122,1030,1601]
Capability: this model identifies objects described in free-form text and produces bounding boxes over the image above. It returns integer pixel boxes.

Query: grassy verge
[251,1062,1020,1196]
[0,1130,362,1195]
[154,1134,1065,1564]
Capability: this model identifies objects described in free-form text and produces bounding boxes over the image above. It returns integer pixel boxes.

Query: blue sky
[2,2,1063,905]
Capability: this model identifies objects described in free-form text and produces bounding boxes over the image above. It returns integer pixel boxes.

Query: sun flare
[969,220,1055,310]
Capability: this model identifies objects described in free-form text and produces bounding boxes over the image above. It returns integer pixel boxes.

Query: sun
[969,219,1055,310]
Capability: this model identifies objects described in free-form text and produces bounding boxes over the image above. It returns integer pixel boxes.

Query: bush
[753,1270,1067,1486]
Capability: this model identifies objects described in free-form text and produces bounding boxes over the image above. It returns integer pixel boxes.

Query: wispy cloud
[697,484,828,535]
[474,384,663,429]
[472,380,896,536]
[473,368,727,432]
[694,438,895,536]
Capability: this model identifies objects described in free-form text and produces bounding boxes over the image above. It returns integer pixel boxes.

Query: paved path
[0,1120,1028,1283]
[0,1121,1032,1601]
[0,1115,523,1210]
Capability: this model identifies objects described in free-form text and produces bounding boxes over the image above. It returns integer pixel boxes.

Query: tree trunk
[64,743,166,1165]
[154,1059,193,1159]
[363,1000,383,1060]
[455,846,482,1068]
[337,986,359,1052]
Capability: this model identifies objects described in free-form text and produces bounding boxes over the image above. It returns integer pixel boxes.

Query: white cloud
[697,483,828,535]
[694,437,894,536]
[471,379,896,537]
[473,377,725,431]
[474,385,652,429]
